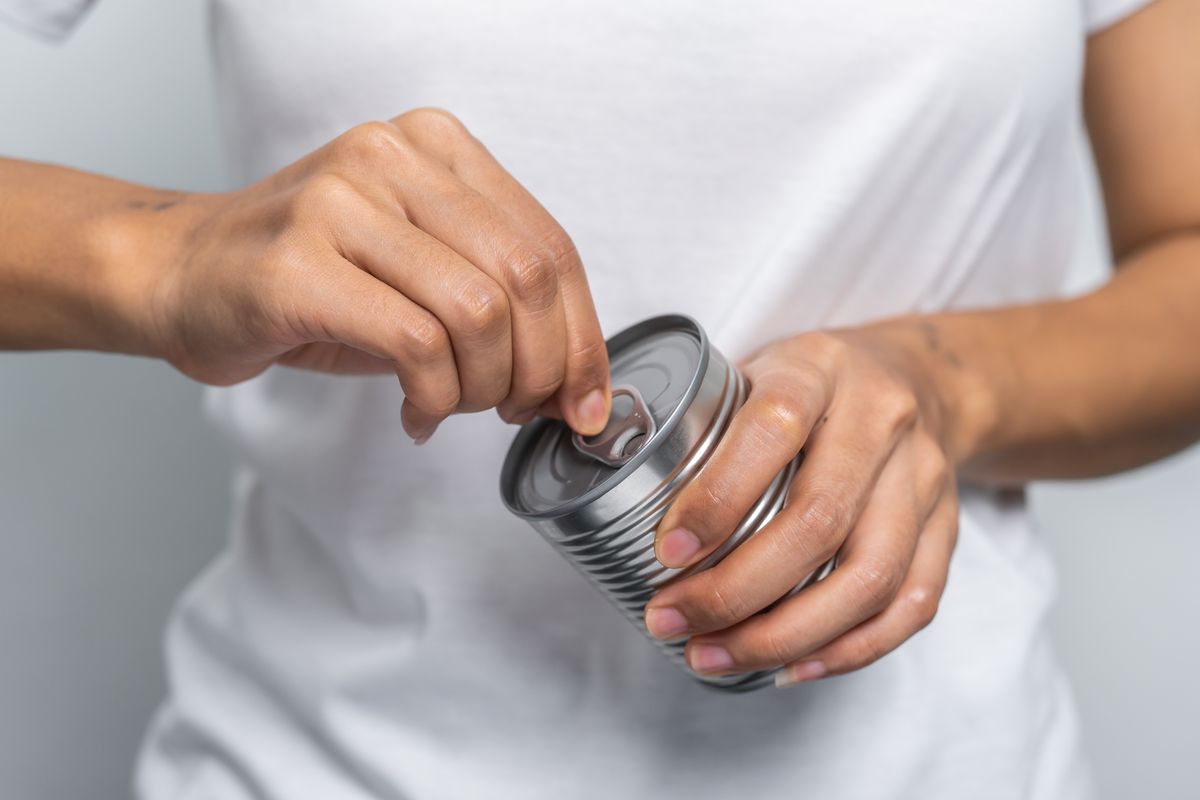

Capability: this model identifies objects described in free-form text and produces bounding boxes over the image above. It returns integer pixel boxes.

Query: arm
[0,110,612,439]
[911,0,1200,483]
[644,0,1200,684]
[0,159,177,356]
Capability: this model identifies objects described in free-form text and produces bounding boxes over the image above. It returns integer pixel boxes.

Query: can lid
[500,315,707,518]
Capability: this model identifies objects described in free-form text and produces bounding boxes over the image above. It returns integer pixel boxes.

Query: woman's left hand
[643,323,962,687]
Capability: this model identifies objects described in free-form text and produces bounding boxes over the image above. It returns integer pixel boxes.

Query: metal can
[499,314,834,691]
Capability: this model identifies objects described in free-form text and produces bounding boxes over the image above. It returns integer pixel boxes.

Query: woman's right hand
[131,108,610,442]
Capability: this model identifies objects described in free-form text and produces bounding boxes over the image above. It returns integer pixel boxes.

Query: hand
[131,108,610,441]
[642,325,960,686]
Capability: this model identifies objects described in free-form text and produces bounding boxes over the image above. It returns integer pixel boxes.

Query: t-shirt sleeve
[1083,0,1157,33]
[0,0,96,41]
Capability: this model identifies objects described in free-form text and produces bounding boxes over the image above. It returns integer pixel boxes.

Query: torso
[138,2,1111,797]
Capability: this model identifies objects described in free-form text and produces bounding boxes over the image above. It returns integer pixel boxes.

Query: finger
[682,444,932,675]
[774,487,958,687]
[303,255,460,441]
[644,400,899,639]
[433,132,611,435]
[336,205,514,412]
[538,234,609,436]
[382,141,570,424]
[652,368,832,570]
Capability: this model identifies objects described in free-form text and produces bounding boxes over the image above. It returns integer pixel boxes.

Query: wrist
[85,191,217,360]
[850,314,1001,467]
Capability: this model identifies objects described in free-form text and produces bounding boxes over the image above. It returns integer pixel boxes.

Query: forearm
[0,157,194,356]
[879,232,1200,484]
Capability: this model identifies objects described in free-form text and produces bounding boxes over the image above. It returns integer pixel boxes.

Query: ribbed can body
[500,315,832,692]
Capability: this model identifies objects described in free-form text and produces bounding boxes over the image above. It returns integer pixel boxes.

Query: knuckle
[677,479,738,542]
[880,382,919,431]
[696,477,738,521]
[796,490,856,547]
[921,433,948,473]
[460,364,512,412]
[399,106,467,135]
[537,228,581,270]
[392,108,473,166]
[500,244,559,309]
[906,584,941,630]
[453,280,510,342]
[707,581,749,626]
[509,355,566,405]
[926,445,951,490]
[294,173,359,217]
[424,384,461,418]
[849,554,903,612]
[802,330,850,367]
[400,313,451,367]
[337,121,404,163]
[520,371,566,402]
[752,386,812,448]
[513,371,564,406]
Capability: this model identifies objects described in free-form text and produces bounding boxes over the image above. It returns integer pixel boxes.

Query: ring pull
[571,385,657,467]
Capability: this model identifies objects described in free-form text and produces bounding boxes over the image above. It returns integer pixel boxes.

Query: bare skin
[1,2,1197,689]
[0,109,612,442]
[643,0,1200,687]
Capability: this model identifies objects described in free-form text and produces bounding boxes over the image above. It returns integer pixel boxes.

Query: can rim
[498,314,710,520]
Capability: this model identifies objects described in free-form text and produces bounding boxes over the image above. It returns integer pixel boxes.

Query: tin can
[499,315,834,691]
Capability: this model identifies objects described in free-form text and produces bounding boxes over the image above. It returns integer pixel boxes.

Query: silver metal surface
[500,314,834,692]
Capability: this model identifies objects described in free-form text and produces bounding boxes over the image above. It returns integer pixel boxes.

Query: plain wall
[0,1,1196,798]
[0,3,231,799]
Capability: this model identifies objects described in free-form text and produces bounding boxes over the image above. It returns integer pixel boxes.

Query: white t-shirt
[3,1,1155,797]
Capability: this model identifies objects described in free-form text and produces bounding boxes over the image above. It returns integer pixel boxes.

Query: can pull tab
[571,385,657,468]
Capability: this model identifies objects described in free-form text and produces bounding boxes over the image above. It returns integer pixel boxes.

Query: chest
[211,0,1085,160]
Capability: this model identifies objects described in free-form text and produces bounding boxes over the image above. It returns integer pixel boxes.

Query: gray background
[0,1,1196,798]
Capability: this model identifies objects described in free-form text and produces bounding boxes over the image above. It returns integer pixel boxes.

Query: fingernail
[689,644,734,674]
[774,660,827,689]
[658,527,701,568]
[575,388,608,436]
[411,424,438,445]
[644,606,689,639]
[511,410,536,425]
